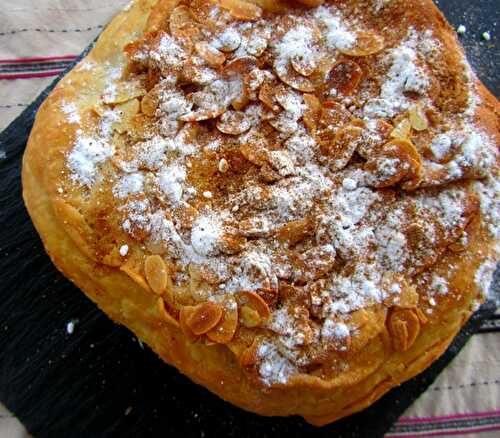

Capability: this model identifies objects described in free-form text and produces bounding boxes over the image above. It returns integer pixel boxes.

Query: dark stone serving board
[0,1,498,437]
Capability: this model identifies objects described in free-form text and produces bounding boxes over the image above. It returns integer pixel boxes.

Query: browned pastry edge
[22,0,499,426]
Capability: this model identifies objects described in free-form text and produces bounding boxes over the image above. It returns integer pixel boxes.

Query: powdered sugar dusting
[61,101,81,124]
[67,131,114,186]
[191,215,223,257]
[364,30,430,118]
[314,6,357,51]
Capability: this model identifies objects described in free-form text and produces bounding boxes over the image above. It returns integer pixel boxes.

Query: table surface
[0,1,498,437]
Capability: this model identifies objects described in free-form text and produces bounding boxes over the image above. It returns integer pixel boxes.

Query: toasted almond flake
[275,61,316,92]
[216,28,241,52]
[186,302,223,335]
[240,306,262,327]
[179,107,225,122]
[195,41,226,68]
[277,218,312,247]
[220,0,262,21]
[157,297,180,328]
[326,60,363,95]
[236,291,270,319]
[144,255,169,295]
[179,306,200,342]
[408,104,429,131]
[291,54,317,77]
[141,87,159,116]
[302,93,321,133]
[206,296,238,343]
[169,5,199,40]
[216,110,251,135]
[322,125,362,170]
[387,307,421,351]
[390,118,412,139]
[120,258,151,292]
[340,31,385,57]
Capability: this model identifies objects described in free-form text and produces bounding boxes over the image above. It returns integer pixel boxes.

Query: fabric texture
[0,1,498,437]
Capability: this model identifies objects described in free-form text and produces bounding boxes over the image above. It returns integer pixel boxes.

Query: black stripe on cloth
[0,63,73,74]
[430,380,500,391]
[0,104,29,109]
[390,414,500,433]
[0,61,74,69]
[0,25,104,36]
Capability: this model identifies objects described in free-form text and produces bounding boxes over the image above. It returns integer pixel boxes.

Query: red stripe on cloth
[0,70,63,80]
[0,55,77,64]
[386,423,500,437]
[398,409,500,424]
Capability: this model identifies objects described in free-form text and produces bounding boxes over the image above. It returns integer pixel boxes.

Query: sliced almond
[239,142,269,166]
[195,41,226,68]
[157,297,180,328]
[258,80,281,112]
[206,296,238,343]
[179,107,225,122]
[179,306,200,342]
[219,229,247,254]
[113,99,140,134]
[326,60,363,96]
[185,302,223,335]
[340,31,385,57]
[365,139,422,189]
[236,291,271,320]
[102,80,146,105]
[216,110,251,135]
[216,29,241,52]
[220,0,263,21]
[274,60,316,92]
[170,5,200,40]
[52,198,98,262]
[409,104,429,131]
[144,255,169,295]
[390,118,412,140]
[141,87,160,117]
[120,257,151,292]
[238,216,272,237]
[291,54,317,77]
[224,56,258,77]
[322,125,363,170]
[277,218,313,247]
[387,307,421,352]
[240,306,262,328]
[231,93,250,111]
[303,93,321,133]
[357,119,393,158]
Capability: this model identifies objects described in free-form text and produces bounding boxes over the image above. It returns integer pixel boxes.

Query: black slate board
[0,1,498,437]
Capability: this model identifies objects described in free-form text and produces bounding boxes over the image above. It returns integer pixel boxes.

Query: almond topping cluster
[61,0,498,386]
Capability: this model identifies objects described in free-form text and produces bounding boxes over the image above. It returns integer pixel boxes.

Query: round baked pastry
[22,0,499,426]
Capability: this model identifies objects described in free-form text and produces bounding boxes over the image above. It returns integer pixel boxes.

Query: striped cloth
[0,55,79,80]
[0,1,498,437]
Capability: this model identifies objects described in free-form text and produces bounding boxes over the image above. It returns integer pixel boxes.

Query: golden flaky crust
[23,0,499,426]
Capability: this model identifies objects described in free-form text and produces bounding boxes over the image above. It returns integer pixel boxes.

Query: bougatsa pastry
[22,0,499,426]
